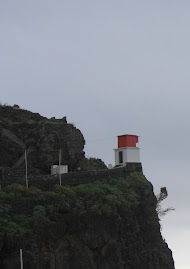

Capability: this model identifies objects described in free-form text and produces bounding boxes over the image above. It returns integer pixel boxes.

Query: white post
[20,249,23,269]
[59,149,62,185]
[25,150,28,189]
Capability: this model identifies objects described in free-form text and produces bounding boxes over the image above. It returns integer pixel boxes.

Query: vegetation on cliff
[0,104,85,173]
[0,172,175,269]
[0,105,108,174]
[78,157,108,171]
[0,173,146,237]
[0,105,175,268]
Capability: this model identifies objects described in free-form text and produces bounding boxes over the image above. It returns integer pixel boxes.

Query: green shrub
[0,175,146,236]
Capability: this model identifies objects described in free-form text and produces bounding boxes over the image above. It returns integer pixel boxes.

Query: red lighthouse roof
[118,134,138,148]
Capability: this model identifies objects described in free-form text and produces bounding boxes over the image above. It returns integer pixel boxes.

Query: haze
[1,1,190,268]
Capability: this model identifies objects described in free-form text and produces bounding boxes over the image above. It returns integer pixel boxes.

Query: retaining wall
[0,163,143,191]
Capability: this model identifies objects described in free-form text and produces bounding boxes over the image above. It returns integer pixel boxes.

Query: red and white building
[114,134,140,166]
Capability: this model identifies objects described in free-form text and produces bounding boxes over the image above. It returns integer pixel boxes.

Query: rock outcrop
[79,157,108,171]
[0,105,85,173]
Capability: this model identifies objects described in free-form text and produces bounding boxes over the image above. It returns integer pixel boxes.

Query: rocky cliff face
[0,105,85,173]
[0,105,175,268]
[0,173,175,269]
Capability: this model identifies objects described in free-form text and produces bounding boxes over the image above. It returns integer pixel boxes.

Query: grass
[0,175,148,237]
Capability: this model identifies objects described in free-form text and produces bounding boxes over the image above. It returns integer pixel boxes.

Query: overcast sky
[1,1,190,268]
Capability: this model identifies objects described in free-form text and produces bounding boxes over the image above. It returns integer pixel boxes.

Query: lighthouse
[114,134,140,166]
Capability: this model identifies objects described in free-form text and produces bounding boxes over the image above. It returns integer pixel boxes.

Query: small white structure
[114,134,140,166]
[51,165,68,175]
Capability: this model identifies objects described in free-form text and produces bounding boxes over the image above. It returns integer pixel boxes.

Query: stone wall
[0,163,143,190]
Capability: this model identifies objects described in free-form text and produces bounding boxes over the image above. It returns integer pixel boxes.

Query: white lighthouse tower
[114,134,140,166]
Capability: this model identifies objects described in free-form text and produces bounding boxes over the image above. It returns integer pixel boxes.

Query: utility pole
[25,150,28,189]
[59,149,62,185]
[20,249,23,269]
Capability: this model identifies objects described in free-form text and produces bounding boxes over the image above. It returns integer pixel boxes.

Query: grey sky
[1,1,190,268]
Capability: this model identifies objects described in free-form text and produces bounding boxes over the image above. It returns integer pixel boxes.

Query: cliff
[0,172,175,269]
[0,105,85,173]
[0,105,175,268]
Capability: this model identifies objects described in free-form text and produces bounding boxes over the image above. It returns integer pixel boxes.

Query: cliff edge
[0,105,175,268]
[0,172,175,269]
